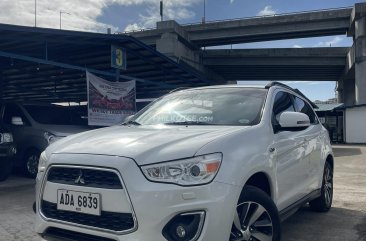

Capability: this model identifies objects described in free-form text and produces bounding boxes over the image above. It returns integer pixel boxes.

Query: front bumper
[35,153,241,241]
[0,143,16,159]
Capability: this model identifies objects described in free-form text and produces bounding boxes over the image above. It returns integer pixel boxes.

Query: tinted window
[293,96,318,124]
[23,105,86,125]
[272,91,295,126]
[133,88,268,126]
[3,104,30,125]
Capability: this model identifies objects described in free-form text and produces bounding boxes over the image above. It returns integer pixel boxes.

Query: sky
[0,0,363,101]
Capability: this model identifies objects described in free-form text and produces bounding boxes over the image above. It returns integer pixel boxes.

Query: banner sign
[111,45,127,70]
[86,71,136,126]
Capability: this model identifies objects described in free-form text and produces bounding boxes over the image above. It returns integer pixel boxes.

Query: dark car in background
[0,102,90,178]
[0,123,16,181]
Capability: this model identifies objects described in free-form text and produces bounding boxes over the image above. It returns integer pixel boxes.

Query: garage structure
[0,23,218,104]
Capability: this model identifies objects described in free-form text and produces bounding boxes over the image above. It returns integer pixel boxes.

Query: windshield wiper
[122,120,141,126]
[164,121,213,125]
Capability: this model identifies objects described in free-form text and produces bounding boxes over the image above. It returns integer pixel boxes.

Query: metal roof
[0,23,210,102]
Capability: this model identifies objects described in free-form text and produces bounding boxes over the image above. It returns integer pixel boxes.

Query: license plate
[57,189,101,216]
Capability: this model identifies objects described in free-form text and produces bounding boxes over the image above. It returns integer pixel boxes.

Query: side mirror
[278,112,310,130]
[11,116,24,126]
[124,115,135,123]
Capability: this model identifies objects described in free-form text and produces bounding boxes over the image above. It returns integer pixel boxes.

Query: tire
[0,158,13,182]
[230,185,281,241]
[22,149,40,178]
[309,161,333,212]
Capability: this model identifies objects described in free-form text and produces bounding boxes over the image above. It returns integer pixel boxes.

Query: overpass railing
[118,6,352,35]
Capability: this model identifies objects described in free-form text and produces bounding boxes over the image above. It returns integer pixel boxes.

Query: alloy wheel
[27,154,39,176]
[230,201,273,241]
[324,164,333,207]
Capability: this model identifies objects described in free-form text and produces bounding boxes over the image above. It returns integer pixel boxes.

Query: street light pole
[202,0,206,23]
[60,11,71,30]
[160,1,163,22]
[34,0,37,27]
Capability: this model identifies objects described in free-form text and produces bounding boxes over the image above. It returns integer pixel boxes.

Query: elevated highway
[202,48,349,81]
[131,8,352,47]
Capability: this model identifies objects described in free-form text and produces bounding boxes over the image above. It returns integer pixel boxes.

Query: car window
[3,104,30,126]
[293,96,319,124]
[272,91,295,127]
[133,88,268,126]
[23,105,87,125]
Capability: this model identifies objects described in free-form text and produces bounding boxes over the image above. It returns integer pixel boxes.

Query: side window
[272,91,295,127]
[293,96,319,124]
[3,104,30,126]
[0,104,3,122]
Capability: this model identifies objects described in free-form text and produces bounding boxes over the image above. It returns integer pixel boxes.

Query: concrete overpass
[131,7,352,47]
[202,48,349,81]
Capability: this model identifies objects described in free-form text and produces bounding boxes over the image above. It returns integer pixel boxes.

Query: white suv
[35,82,333,241]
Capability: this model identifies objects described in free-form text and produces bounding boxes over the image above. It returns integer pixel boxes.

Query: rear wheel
[230,186,281,241]
[22,149,40,178]
[0,158,13,182]
[309,161,333,212]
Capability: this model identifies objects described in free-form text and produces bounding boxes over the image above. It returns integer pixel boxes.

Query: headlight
[38,151,48,173]
[0,133,13,143]
[44,132,62,145]
[141,153,222,186]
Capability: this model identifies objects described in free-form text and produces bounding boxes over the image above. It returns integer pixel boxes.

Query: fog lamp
[162,211,205,241]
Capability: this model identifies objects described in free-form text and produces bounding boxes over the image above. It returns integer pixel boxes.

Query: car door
[293,96,323,193]
[270,91,309,211]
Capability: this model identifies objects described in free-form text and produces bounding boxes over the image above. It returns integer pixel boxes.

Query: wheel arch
[326,154,334,169]
[23,146,41,158]
[244,172,273,198]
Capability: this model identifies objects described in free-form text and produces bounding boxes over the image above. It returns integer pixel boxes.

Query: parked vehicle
[0,102,90,178]
[35,83,333,241]
[0,124,16,181]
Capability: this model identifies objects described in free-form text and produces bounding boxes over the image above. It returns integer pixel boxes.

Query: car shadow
[282,205,366,241]
[333,147,363,157]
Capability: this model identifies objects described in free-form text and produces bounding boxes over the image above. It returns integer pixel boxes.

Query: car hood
[42,125,92,137]
[46,125,246,165]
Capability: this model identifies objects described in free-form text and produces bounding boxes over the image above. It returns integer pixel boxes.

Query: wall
[345,106,366,143]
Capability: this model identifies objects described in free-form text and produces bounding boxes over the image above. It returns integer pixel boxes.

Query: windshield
[24,105,86,125]
[133,88,267,126]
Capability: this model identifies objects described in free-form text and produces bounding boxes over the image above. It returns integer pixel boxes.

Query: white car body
[35,84,333,241]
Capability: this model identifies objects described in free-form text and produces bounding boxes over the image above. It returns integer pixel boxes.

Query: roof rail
[169,87,190,93]
[265,81,318,109]
[265,81,293,91]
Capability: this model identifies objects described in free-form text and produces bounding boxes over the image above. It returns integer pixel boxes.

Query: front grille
[41,200,134,232]
[47,167,123,189]
[44,227,117,241]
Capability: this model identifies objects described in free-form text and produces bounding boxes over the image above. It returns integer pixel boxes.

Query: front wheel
[22,149,40,178]
[230,185,281,241]
[309,161,333,212]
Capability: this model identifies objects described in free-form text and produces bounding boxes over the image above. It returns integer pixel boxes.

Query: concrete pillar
[155,20,225,84]
[336,79,344,103]
[343,78,356,106]
[355,16,366,105]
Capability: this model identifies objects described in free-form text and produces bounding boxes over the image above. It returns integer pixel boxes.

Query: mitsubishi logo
[74,170,85,185]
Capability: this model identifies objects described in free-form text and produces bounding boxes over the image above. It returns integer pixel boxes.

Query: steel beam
[0,50,177,88]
